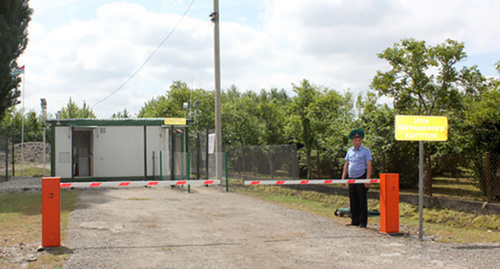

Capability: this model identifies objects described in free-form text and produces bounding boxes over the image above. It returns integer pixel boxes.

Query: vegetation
[237,185,500,243]
[0,190,79,268]
[58,97,96,119]
[0,0,32,119]
[1,38,499,197]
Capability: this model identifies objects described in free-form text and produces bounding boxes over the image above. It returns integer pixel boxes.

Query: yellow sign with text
[164,118,187,125]
[395,115,448,141]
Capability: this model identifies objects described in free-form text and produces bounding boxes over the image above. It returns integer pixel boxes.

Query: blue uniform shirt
[345,145,372,179]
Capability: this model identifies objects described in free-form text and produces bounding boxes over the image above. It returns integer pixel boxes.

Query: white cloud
[18,0,500,118]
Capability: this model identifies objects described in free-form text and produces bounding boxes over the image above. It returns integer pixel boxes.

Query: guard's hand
[364,183,370,189]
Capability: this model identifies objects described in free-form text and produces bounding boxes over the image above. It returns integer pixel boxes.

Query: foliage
[59,97,96,119]
[138,81,214,132]
[0,0,32,119]
[370,38,497,189]
[0,107,44,143]
[371,38,469,115]
[111,108,131,118]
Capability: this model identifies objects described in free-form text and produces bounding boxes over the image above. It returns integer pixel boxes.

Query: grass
[6,166,51,178]
[127,197,151,201]
[235,184,500,243]
[0,190,79,268]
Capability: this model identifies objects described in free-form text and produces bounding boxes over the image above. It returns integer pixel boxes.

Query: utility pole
[211,0,222,180]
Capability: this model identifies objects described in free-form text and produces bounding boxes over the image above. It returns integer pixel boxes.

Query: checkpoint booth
[48,118,189,181]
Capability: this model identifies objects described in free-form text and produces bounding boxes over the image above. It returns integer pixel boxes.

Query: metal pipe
[418,141,424,240]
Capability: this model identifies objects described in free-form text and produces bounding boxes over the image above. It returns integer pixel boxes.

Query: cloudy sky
[18,0,500,118]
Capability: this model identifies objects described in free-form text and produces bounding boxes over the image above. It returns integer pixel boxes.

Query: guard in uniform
[342,129,373,228]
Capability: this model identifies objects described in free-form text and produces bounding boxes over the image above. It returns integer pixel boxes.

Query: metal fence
[0,136,13,181]
[233,144,499,203]
[377,151,500,202]
[225,144,299,182]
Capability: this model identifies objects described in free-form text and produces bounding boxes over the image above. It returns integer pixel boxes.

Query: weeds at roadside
[0,190,79,268]
[235,185,500,243]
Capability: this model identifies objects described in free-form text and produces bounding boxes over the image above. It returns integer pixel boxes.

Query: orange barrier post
[380,173,399,234]
[42,177,61,247]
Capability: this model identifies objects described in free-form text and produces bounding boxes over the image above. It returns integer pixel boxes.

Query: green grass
[235,184,500,243]
[127,197,151,201]
[0,190,79,268]
[9,166,51,178]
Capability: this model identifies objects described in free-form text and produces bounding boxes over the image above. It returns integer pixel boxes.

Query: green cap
[349,129,365,139]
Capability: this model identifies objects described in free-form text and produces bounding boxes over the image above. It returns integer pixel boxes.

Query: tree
[221,87,262,146]
[112,108,131,119]
[138,81,215,132]
[371,38,468,115]
[0,0,32,119]
[371,38,495,190]
[0,107,43,143]
[287,79,321,179]
[465,61,500,151]
[59,98,96,119]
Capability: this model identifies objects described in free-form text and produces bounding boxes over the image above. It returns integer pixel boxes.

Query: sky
[18,0,500,118]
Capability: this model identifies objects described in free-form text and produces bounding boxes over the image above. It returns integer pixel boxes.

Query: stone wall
[12,142,51,164]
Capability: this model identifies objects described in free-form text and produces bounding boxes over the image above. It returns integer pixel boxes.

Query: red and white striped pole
[244,179,379,185]
[59,179,220,188]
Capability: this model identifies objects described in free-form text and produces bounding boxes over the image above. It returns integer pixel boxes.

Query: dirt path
[64,187,499,268]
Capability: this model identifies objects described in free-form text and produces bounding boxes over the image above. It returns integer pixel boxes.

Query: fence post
[5,137,8,181]
[225,152,228,192]
[159,151,163,181]
[426,153,432,196]
[382,152,386,173]
[152,151,155,180]
[380,173,399,234]
[12,142,15,177]
[486,152,492,202]
[42,177,61,247]
[188,152,191,194]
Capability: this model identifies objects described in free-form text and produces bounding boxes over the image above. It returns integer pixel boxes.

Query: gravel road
[63,186,499,269]
[1,178,499,268]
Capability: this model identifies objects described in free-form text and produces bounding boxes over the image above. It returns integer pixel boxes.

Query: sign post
[395,115,448,240]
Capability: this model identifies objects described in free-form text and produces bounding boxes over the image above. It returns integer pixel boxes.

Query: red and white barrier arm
[60,179,220,188]
[244,179,380,185]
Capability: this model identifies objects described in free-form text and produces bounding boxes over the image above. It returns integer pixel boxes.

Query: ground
[61,186,499,268]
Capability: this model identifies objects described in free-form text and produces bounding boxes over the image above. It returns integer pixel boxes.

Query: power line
[91,0,197,109]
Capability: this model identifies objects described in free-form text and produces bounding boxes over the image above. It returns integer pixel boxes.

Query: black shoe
[358,224,367,228]
[346,223,359,226]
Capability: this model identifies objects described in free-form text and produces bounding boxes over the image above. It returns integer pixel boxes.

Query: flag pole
[21,68,26,176]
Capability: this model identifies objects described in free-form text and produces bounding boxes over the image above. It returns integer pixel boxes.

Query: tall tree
[287,79,320,179]
[59,98,96,119]
[0,0,32,119]
[138,81,214,132]
[371,38,468,115]
[111,108,131,119]
[0,107,43,143]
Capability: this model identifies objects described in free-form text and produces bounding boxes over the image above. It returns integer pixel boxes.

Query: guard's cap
[348,129,365,140]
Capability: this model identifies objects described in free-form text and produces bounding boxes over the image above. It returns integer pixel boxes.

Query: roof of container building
[47,118,189,127]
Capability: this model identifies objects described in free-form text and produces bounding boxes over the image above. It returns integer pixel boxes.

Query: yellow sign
[164,118,187,125]
[395,115,448,141]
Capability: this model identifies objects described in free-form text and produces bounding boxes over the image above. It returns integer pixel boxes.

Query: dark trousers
[348,173,368,226]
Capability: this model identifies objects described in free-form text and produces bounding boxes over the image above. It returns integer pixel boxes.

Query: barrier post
[380,173,399,234]
[42,177,61,247]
